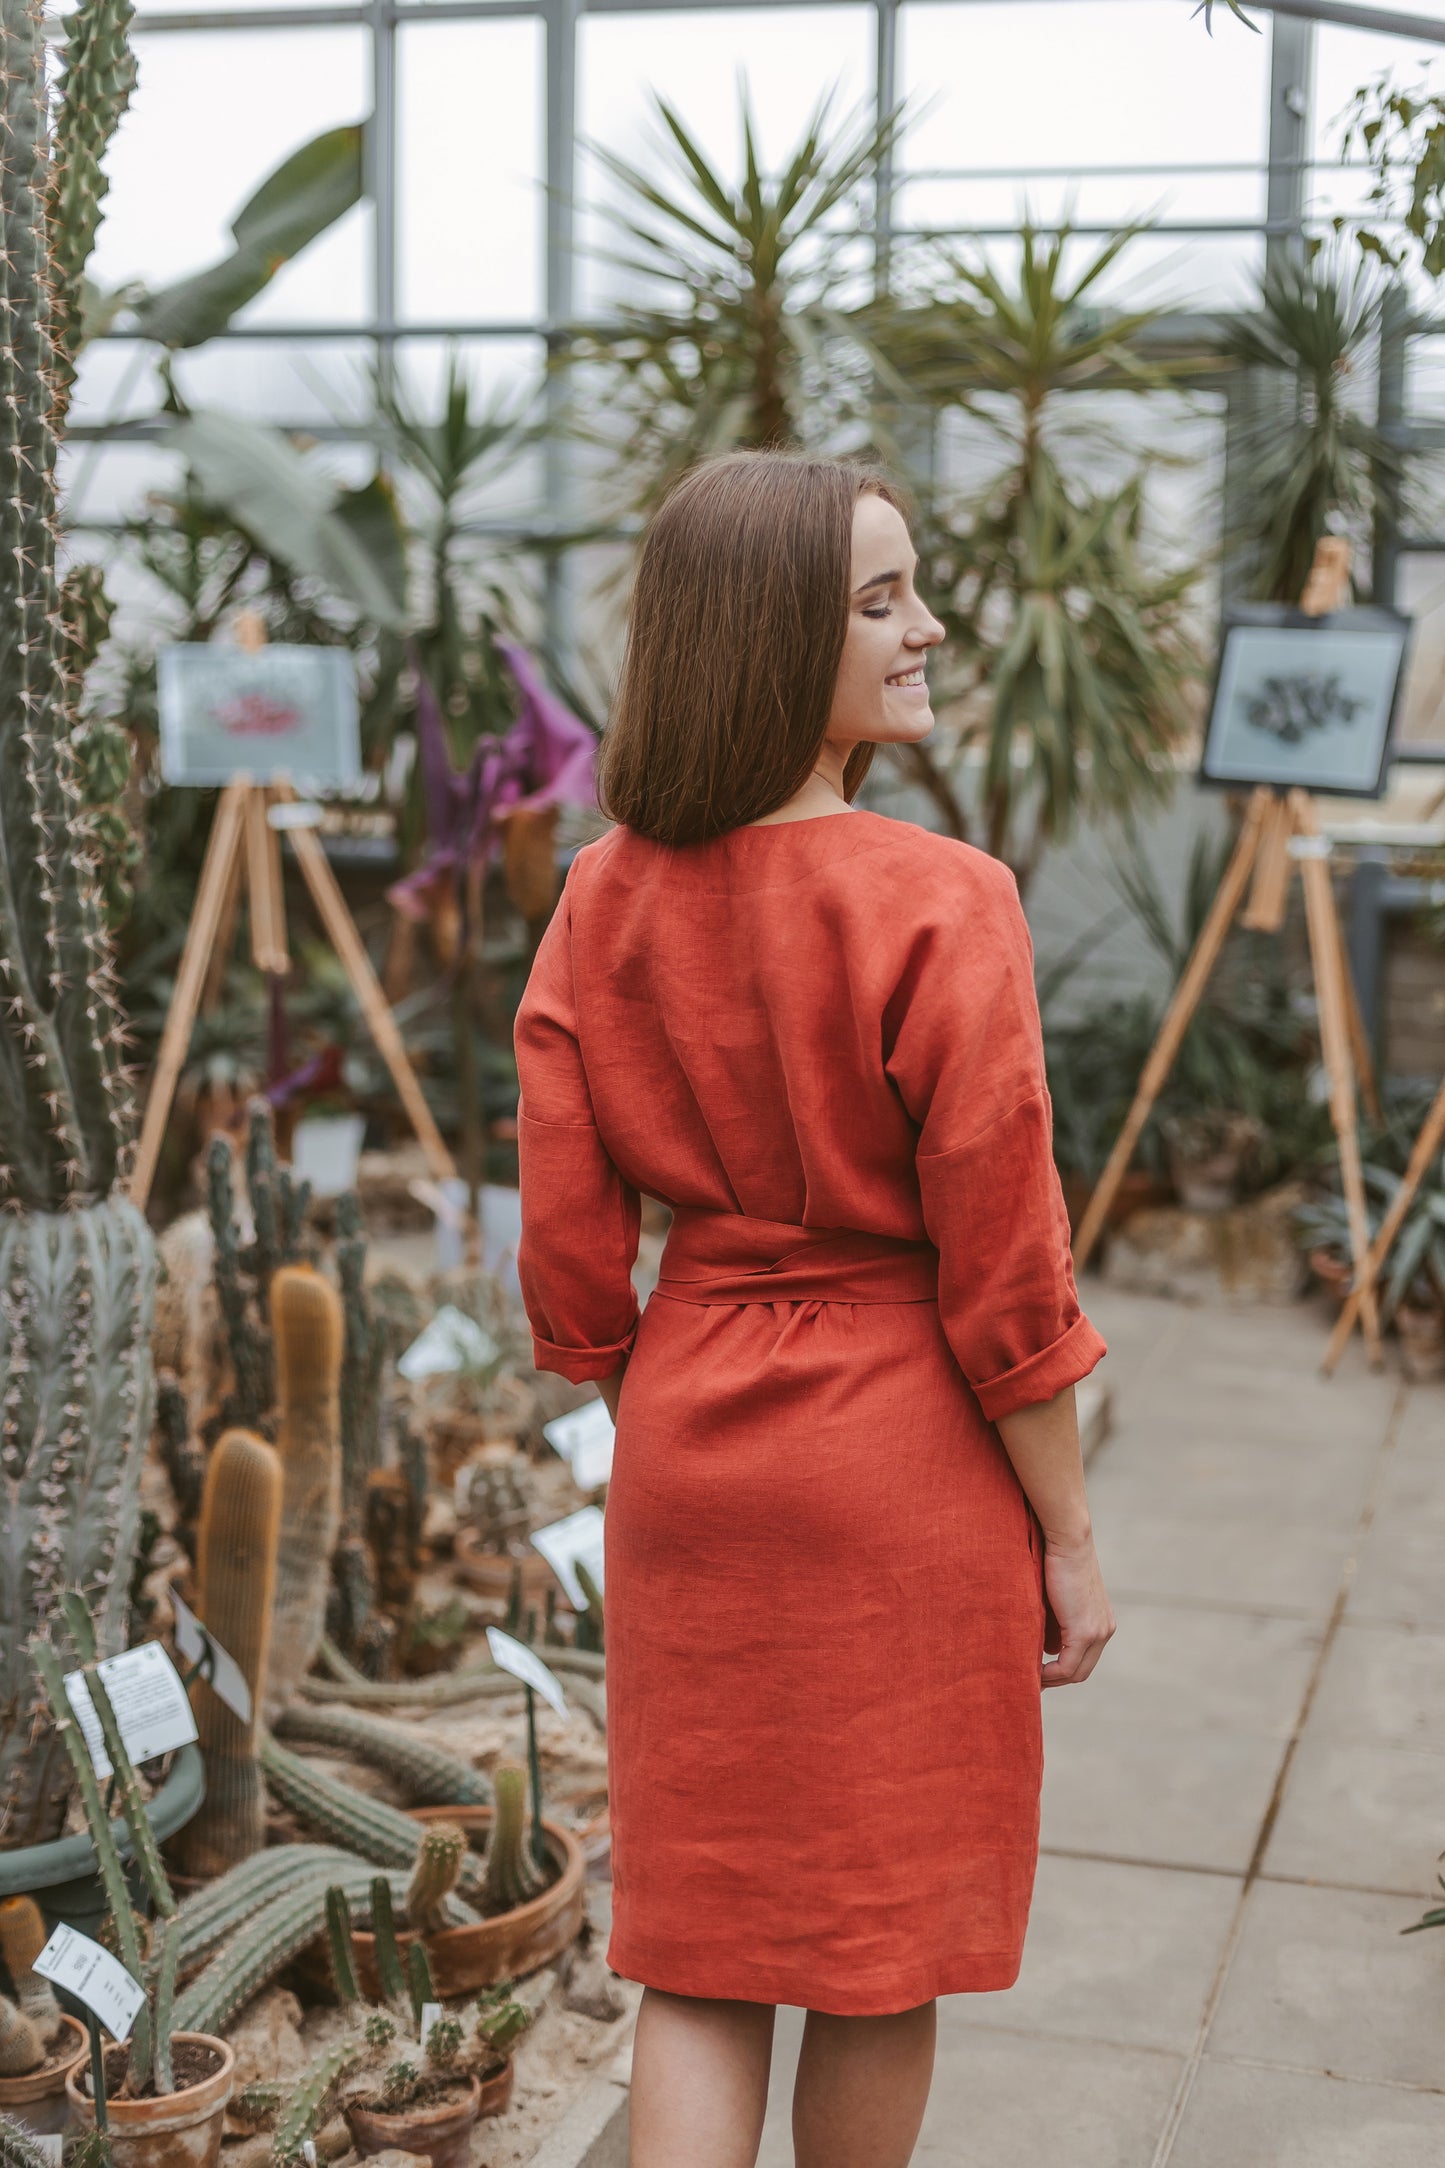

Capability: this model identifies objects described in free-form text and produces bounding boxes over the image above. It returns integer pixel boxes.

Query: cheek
[831,625,885,720]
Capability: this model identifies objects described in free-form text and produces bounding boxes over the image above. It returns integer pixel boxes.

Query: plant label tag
[32,2139,61,2164]
[34,1924,144,2042]
[569,1429,614,1491]
[398,1305,499,1381]
[419,2001,443,2048]
[64,1642,199,1780]
[301,2144,319,2166]
[171,1590,253,1725]
[542,1398,614,1469]
[530,1508,605,1612]
[485,1628,568,1719]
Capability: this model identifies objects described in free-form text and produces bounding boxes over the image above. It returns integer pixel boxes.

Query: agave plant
[565,86,902,510]
[889,224,1206,877]
[1224,249,1401,606]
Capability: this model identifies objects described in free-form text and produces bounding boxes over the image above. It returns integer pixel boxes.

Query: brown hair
[597,450,907,845]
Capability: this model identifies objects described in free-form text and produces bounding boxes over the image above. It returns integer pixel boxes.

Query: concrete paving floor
[753,1287,1445,2168]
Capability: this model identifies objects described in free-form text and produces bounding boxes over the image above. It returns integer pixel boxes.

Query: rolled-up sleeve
[514,880,642,1384]
[884,853,1105,1423]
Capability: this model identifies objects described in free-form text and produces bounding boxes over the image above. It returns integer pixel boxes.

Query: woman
[514,451,1114,2168]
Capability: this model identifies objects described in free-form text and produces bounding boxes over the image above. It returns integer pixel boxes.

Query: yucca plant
[891,224,1205,878]
[1224,249,1401,605]
[566,86,901,510]
[0,0,157,1851]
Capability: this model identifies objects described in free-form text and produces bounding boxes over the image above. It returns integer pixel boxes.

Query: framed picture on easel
[156,643,362,789]
[1200,605,1412,800]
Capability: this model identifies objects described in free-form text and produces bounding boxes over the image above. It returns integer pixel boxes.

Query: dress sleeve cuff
[529,1317,640,1385]
[972,1314,1108,1424]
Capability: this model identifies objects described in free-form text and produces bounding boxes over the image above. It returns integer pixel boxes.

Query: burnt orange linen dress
[513,809,1105,2016]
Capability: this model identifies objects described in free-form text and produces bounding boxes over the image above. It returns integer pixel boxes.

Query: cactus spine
[336,1190,382,1525]
[0,0,155,1855]
[265,1265,343,1718]
[482,1763,546,1913]
[273,1703,490,1807]
[0,2001,41,2078]
[175,1428,283,1875]
[405,1821,467,1935]
[0,2113,56,2168]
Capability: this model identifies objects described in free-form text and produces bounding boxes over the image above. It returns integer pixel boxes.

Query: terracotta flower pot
[65,2031,234,2168]
[345,2070,480,2168]
[345,1806,586,1999]
[0,2013,87,2135]
[453,1527,555,1610]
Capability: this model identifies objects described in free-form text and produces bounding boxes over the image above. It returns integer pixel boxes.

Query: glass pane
[68,341,166,432]
[94,30,372,322]
[396,19,544,325]
[896,167,1264,241]
[391,338,548,523]
[58,439,184,529]
[900,2,1269,178]
[171,339,377,428]
[577,6,874,312]
[1308,24,1443,293]
[1396,554,1445,747]
[1407,335,1445,424]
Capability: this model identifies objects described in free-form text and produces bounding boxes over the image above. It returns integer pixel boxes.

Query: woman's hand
[1040,1530,1115,1689]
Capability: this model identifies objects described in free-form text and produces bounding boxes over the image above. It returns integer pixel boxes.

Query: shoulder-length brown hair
[597,450,907,845]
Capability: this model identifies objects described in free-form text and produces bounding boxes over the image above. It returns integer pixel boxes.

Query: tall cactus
[265,1265,344,1718]
[174,1427,283,1875]
[0,0,154,1853]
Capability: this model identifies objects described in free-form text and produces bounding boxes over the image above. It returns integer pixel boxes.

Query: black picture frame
[1199,604,1412,801]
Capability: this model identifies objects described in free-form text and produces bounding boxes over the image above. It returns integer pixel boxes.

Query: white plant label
[34,1924,144,2043]
[569,1429,615,1492]
[531,1508,606,1613]
[301,2143,319,2166]
[64,1641,199,1780]
[171,1589,253,1725]
[398,1305,499,1381]
[32,2139,61,2165]
[419,2001,444,2048]
[542,1398,614,1470]
[485,1628,568,1720]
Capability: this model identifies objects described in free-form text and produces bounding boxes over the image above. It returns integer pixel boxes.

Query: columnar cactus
[0,0,154,1855]
[265,1264,343,1717]
[482,1763,547,1914]
[174,1427,283,1875]
[405,1820,468,1934]
[273,1703,490,1806]
[0,2113,57,2168]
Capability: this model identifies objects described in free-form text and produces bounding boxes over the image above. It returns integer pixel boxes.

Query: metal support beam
[368,0,398,390]
[1265,8,1313,278]
[1373,283,1408,611]
[873,0,899,295]
[543,0,581,665]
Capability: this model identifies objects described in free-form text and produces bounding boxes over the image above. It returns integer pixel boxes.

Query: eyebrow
[852,553,918,597]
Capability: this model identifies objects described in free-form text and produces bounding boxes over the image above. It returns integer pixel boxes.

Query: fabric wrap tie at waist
[655,1207,940,1307]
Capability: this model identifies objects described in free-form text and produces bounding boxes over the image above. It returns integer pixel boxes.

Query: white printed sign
[485,1628,568,1720]
[171,1589,253,1725]
[64,1642,199,1780]
[570,1429,615,1491]
[34,1924,145,2043]
[419,2001,444,2049]
[531,1509,605,1613]
[398,1305,499,1381]
[32,2139,61,2165]
[543,1398,614,1474]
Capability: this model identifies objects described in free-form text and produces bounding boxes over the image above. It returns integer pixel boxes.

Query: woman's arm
[594,1359,628,1426]
[994,1385,1114,1689]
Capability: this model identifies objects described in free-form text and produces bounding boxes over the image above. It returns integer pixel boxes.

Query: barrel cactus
[0,0,154,1853]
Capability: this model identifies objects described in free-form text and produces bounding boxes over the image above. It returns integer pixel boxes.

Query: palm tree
[565,86,901,510]
[886,224,1208,880]
[1224,249,1400,605]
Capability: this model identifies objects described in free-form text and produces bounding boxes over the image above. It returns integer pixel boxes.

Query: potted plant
[29,1600,233,2168]
[0,1899,86,2136]
[1372,1150,1445,1381]
[1161,1111,1267,1212]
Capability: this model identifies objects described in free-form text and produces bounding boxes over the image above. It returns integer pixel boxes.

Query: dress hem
[605,1938,1023,2015]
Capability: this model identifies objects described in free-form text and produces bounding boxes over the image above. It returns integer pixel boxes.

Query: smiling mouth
[886,667,927,688]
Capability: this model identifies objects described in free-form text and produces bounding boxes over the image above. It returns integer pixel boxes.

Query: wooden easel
[1072,539,1384,1365]
[131,714,457,1212]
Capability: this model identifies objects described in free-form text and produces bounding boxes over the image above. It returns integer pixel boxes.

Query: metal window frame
[83,0,1445,632]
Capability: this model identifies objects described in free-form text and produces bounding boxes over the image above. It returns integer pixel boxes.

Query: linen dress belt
[655,1205,940,1307]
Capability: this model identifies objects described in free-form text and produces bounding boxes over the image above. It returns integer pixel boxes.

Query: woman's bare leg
[629,1987,776,2168]
[792,2002,937,2168]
